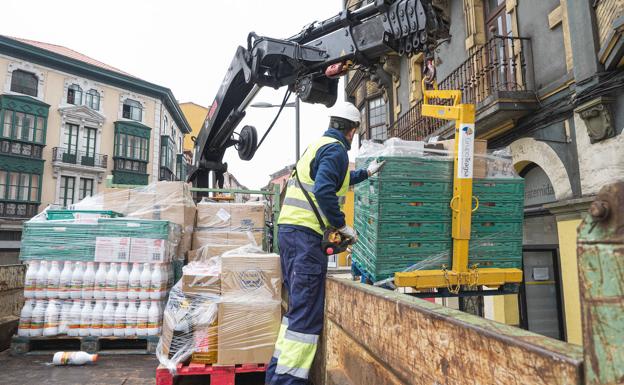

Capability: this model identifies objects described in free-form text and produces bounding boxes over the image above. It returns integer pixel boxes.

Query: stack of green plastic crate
[20,213,178,261]
[353,155,524,282]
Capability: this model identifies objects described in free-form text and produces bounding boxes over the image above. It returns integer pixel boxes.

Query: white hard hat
[329,101,361,125]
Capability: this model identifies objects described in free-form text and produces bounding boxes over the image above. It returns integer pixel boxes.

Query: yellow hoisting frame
[393,81,523,291]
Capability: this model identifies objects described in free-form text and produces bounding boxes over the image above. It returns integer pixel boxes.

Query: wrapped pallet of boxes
[156,247,281,371]
[190,201,265,261]
[75,181,197,257]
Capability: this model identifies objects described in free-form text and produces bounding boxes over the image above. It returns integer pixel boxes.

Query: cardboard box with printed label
[217,300,281,365]
[196,202,264,230]
[220,252,281,301]
[130,238,170,263]
[94,237,131,262]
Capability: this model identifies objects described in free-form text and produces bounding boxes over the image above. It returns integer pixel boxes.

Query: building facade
[345,0,624,344]
[0,36,191,259]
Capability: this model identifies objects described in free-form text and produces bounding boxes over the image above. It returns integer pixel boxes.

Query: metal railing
[389,35,532,141]
[52,147,107,168]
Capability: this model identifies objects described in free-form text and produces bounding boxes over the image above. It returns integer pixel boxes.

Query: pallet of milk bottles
[12,260,172,355]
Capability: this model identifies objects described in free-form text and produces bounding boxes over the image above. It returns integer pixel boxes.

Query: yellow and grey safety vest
[278,136,350,235]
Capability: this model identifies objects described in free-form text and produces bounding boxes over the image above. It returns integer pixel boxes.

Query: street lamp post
[250,96,301,161]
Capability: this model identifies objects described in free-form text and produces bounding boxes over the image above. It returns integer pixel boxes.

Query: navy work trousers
[265,226,327,385]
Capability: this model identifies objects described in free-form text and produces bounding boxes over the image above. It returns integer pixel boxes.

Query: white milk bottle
[82,262,96,300]
[17,300,34,337]
[24,260,39,299]
[58,261,73,299]
[30,300,45,336]
[147,300,161,336]
[35,261,48,299]
[43,300,60,336]
[70,262,84,300]
[127,263,141,300]
[125,301,137,337]
[105,263,117,300]
[116,262,129,300]
[113,301,126,337]
[149,265,163,300]
[67,300,82,337]
[91,301,104,337]
[139,263,151,300]
[136,301,149,336]
[79,301,93,337]
[46,261,61,299]
[101,300,115,337]
[59,300,72,335]
[53,351,98,365]
[93,262,107,300]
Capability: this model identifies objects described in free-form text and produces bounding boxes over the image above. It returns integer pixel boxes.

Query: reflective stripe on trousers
[274,329,319,379]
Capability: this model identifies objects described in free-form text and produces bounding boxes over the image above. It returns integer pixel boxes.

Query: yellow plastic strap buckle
[449,196,480,213]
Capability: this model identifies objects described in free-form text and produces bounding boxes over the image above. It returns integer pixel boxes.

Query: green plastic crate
[20,222,99,261]
[98,218,172,239]
[46,210,123,221]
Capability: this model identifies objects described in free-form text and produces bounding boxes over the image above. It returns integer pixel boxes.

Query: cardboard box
[217,300,281,365]
[130,238,170,263]
[196,202,264,230]
[94,236,130,262]
[182,262,221,295]
[100,187,131,214]
[188,244,245,262]
[192,230,263,251]
[221,253,281,301]
[435,139,487,179]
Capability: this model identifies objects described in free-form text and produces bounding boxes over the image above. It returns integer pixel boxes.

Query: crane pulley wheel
[237,125,258,161]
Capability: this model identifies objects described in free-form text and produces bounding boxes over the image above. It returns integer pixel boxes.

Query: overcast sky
[2,0,363,189]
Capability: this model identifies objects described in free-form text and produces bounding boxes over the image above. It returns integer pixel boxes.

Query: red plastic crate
[156,362,267,385]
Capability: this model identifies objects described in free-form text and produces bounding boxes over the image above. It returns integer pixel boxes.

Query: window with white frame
[63,123,79,156]
[67,84,83,105]
[85,89,100,110]
[81,127,97,158]
[122,99,142,121]
[10,70,38,97]
[368,97,387,140]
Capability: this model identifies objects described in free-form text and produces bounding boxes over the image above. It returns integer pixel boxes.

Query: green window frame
[0,170,41,202]
[78,178,94,200]
[67,84,82,105]
[82,127,97,158]
[0,109,46,144]
[176,153,187,181]
[160,135,174,171]
[59,175,75,207]
[85,89,100,110]
[64,123,79,155]
[122,99,142,121]
[115,132,149,161]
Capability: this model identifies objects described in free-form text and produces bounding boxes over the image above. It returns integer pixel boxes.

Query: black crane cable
[255,88,293,151]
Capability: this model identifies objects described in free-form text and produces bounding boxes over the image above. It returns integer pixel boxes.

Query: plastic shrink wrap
[188,200,265,262]
[156,245,281,373]
[353,138,524,282]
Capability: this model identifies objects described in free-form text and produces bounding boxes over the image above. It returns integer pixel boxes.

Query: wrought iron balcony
[0,200,39,219]
[390,35,537,141]
[52,147,107,168]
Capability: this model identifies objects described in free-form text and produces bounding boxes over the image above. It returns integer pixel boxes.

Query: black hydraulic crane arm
[189,0,449,188]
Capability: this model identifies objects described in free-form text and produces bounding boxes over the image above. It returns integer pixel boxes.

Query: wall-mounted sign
[524,166,556,206]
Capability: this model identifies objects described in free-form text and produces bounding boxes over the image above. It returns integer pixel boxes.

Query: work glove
[367,159,386,177]
[338,225,358,244]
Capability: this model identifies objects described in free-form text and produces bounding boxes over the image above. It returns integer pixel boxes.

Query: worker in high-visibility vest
[266,102,384,385]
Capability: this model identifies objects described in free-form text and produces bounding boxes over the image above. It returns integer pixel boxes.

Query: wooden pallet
[156,363,267,385]
[10,335,160,355]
